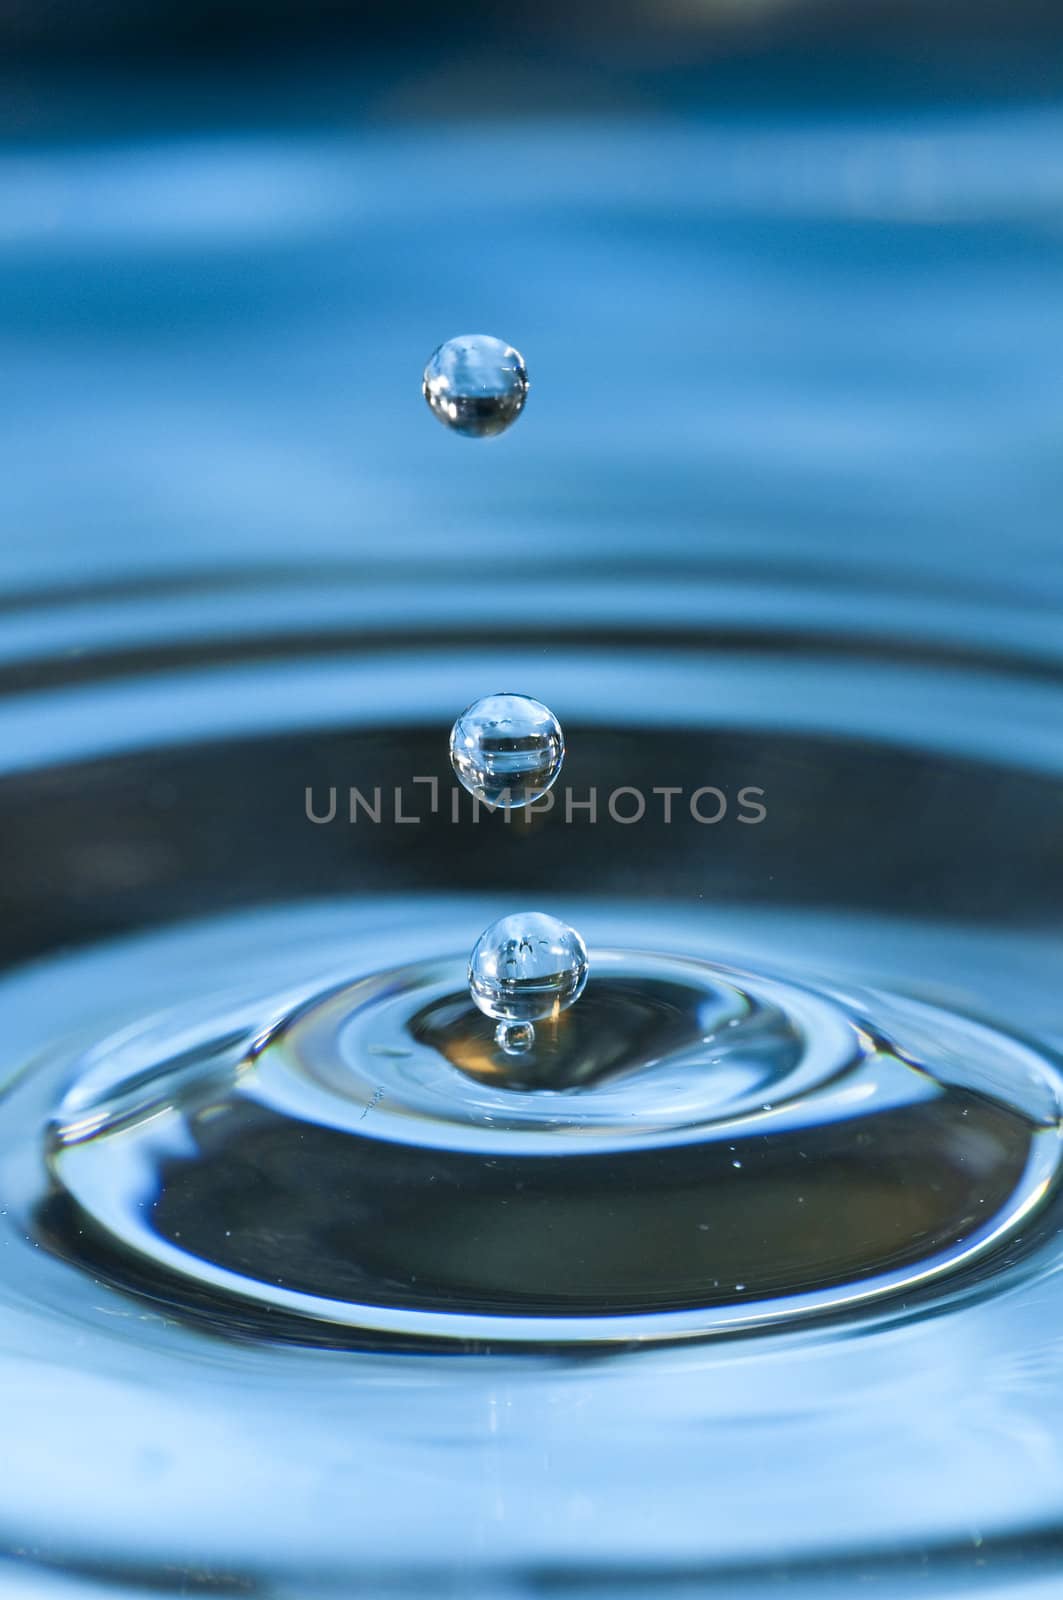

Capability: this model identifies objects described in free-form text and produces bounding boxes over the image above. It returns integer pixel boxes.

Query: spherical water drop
[450,693,564,808]
[469,912,589,1024]
[422,334,528,438]
[496,1020,536,1055]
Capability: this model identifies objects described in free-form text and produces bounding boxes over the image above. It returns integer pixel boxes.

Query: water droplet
[496,1021,536,1055]
[422,334,528,438]
[468,912,589,1024]
[450,693,564,808]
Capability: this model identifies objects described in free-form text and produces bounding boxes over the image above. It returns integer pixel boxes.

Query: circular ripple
[46,948,1063,1346]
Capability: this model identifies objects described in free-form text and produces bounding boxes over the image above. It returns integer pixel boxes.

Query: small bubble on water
[450,693,564,808]
[496,1021,536,1055]
[469,911,589,1025]
[423,334,528,438]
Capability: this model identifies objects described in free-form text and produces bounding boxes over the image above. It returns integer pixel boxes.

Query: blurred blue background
[2,0,1062,613]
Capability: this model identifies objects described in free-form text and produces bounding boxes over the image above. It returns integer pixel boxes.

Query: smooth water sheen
[1,599,1063,1596]
[43,933,1062,1344]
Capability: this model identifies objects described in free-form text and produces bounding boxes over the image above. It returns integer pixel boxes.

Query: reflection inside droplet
[496,1020,535,1055]
[449,693,564,808]
[422,333,529,438]
[468,910,589,1025]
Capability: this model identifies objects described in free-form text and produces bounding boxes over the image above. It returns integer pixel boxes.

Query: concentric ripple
[1,573,1063,1584]
[45,942,1063,1346]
